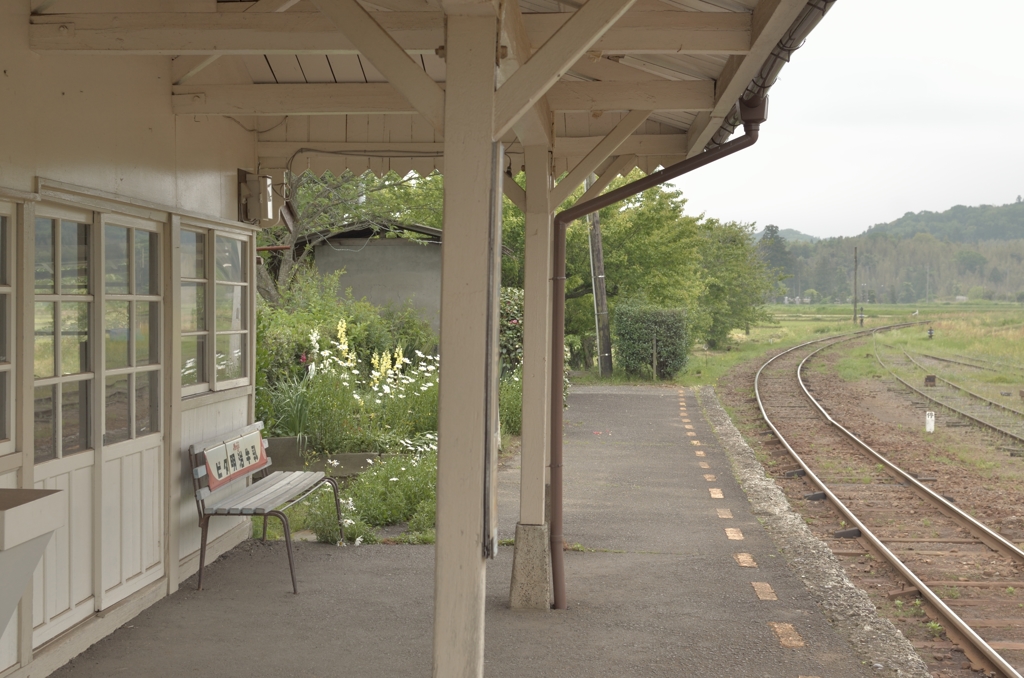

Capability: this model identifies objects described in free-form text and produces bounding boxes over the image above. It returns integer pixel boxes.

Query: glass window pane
[60,301,90,375]
[34,385,56,463]
[34,302,55,378]
[104,375,130,445]
[135,230,158,295]
[136,371,159,436]
[182,335,206,387]
[181,231,205,280]
[35,218,55,294]
[0,372,7,441]
[215,236,244,282]
[0,215,7,286]
[136,301,159,366]
[60,221,89,295]
[0,295,7,363]
[104,225,129,295]
[216,333,245,382]
[215,284,245,332]
[105,300,129,370]
[181,282,205,332]
[62,380,89,455]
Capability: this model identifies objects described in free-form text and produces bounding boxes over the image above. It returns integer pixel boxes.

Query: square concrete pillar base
[509,523,553,609]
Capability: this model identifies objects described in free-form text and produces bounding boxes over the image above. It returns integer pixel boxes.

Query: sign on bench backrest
[205,429,268,491]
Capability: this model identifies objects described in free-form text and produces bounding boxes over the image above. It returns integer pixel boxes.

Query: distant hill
[864,200,1024,243]
[754,227,818,243]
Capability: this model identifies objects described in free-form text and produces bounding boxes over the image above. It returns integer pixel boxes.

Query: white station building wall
[0,5,261,676]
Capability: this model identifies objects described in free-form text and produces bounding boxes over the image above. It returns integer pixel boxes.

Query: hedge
[614,304,691,379]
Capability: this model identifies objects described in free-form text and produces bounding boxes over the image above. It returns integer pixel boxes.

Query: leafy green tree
[955,249,987,275]
[696,219,776,348]
[757,225,794,275]
[257,170,444,305]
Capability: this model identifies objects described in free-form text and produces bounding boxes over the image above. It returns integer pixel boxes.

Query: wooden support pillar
[518,145,552,528]
[433,14,500,678]
[509,144,554,609]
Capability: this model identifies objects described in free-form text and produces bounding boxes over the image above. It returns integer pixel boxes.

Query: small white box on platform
[925,411,935,433]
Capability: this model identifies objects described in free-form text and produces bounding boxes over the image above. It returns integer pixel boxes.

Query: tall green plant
[614,303,692,379]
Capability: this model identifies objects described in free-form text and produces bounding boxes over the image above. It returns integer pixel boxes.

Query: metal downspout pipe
[547,95,767,610]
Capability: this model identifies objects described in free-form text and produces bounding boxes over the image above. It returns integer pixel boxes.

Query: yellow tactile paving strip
[680,389,815,664]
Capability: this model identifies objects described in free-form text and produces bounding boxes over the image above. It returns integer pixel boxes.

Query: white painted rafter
[685,0,805,156]
[575,152,636,204]
[257,132,686,160]
[170,81,712,115]
[309,0,446,134]
[28,10,750,56]
[499,0,553,148]
[503,174,527,212]
[549,109,649,206]
[493,0,639,140]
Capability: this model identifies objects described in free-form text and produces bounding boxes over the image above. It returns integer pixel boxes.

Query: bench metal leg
[261,515,268,542]
[197,515,210,591]
[324,478,345,543]
[269,510,299,594]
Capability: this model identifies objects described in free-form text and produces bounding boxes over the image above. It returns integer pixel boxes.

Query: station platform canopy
[30,0,829,182]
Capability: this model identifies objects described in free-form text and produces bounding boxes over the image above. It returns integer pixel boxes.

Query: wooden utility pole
[585,175,613,376]
[853,246,858,324]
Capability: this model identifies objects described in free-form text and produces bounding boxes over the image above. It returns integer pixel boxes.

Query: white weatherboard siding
[178,396,251,565]
[0,4,259,674]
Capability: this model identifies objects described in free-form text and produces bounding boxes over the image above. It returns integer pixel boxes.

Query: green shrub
[499,287,524,374]
[346,435,437,527]
[301,333,439,454]
[499,369,523,436]
[256,267,437,397]
[613,303,692,379]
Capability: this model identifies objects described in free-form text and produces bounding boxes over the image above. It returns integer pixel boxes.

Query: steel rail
[754,329,1023,678]
[901,349,1024,418]
[873,342,1024,447]
[913,351,1004,374]
[950,353,1024,378]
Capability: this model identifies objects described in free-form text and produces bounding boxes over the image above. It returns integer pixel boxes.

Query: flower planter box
[265,437,385,477]
[0,489,65,628]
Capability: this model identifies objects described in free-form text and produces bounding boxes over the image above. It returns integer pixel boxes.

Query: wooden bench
[189,422,343,594]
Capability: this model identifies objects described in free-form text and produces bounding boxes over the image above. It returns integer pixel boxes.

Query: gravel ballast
[696,385,931,678]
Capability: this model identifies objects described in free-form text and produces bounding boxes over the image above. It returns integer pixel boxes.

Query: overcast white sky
[669,0,1024,239]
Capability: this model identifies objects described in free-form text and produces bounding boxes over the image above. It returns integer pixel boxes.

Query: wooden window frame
[101,217,162,446]
[0,202,14,458]
[33,207,95,464]
[180,226,252,396]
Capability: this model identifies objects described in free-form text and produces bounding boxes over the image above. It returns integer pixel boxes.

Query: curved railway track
[873,342,1024,447]
[755,328,1024,678]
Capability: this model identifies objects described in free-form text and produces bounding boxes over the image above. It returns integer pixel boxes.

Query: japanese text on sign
[204,430,267,491]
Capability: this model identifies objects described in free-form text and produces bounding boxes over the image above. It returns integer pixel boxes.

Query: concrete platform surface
[51,386,883,678]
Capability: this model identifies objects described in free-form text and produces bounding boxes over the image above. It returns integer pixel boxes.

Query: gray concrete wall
[315,238,442,333]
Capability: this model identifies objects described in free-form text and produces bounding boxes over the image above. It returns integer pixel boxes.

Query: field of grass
[575,302,1024,388]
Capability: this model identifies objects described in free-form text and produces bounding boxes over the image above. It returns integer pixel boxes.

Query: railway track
[755,329,1024,678]
[873,342,1024,447]
[912,351,1024,381]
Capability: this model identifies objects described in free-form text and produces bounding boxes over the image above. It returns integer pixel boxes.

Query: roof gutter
[546,0,839,611]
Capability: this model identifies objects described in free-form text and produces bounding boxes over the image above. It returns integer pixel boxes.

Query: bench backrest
[188,422,270,518]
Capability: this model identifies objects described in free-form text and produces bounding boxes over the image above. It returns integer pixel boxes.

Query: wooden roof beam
[256,132,686,159]
[500,0,553,148]
[549,109,649,206]
[309,0,446,134]
[685,0,805,156]
[574,153,636,204]
[494,0,639,140]
[29,10,750,55]
[503,174,527,212]
[170,81,713,115]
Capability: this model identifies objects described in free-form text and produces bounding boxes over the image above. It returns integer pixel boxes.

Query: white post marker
[926,411,935,433]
